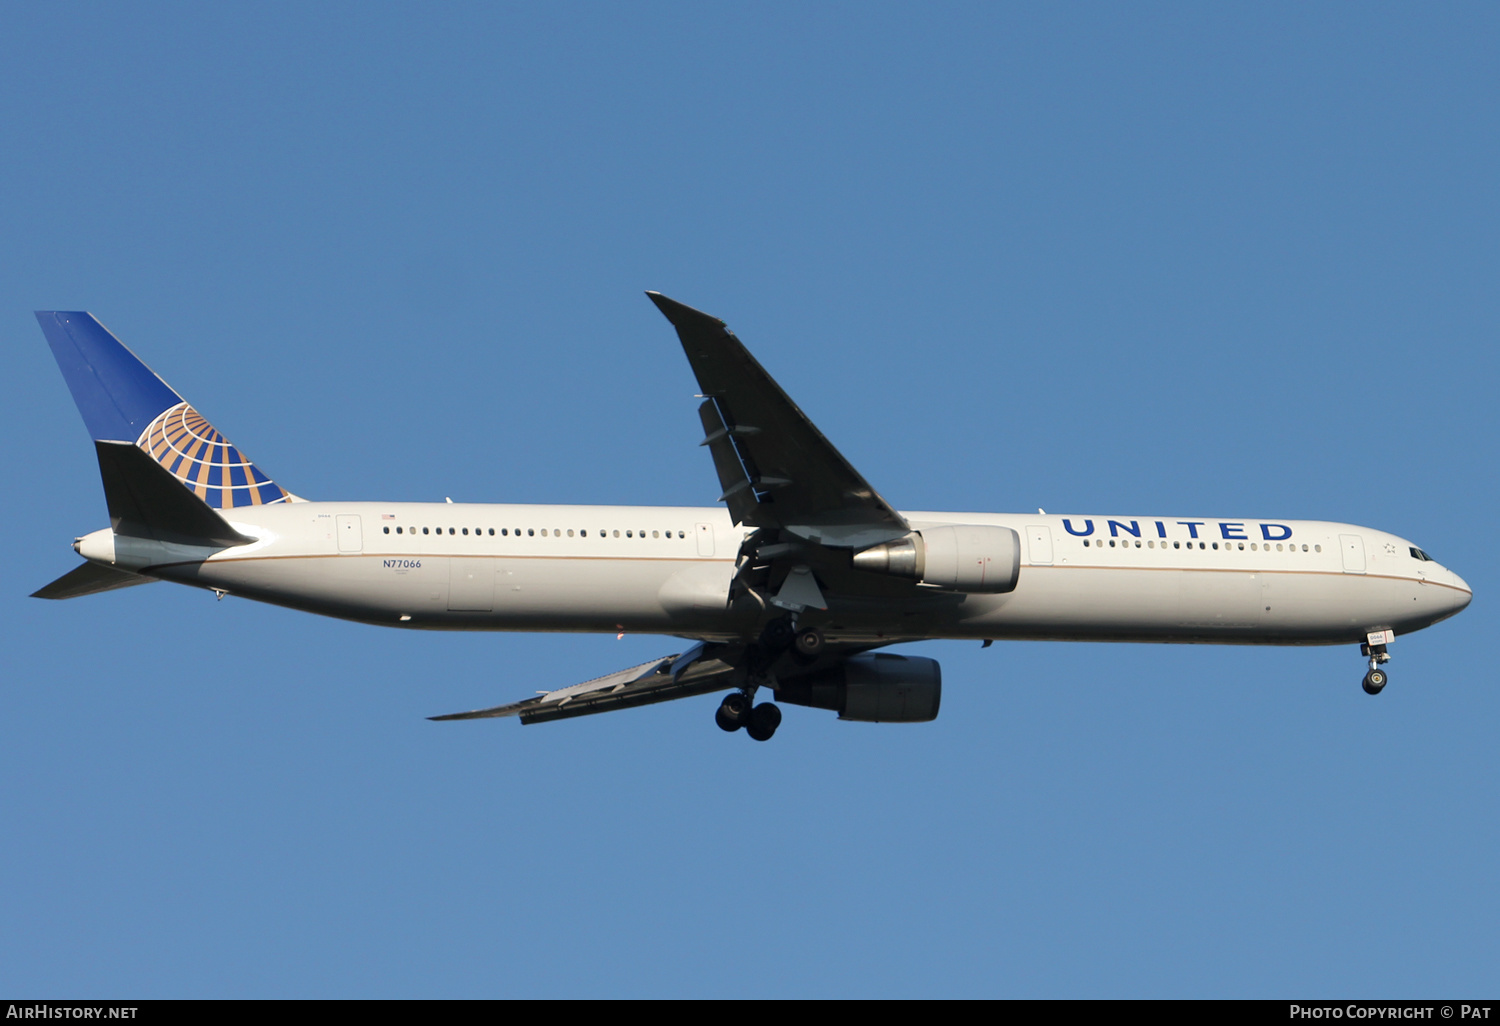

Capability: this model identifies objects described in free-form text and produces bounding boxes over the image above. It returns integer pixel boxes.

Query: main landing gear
[716,691,782,742]
[1361,641,1391,695]
[761,614,823,661]
[717,615,823,741]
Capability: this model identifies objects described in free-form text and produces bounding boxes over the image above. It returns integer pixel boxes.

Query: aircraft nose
[1447,571,1473,615]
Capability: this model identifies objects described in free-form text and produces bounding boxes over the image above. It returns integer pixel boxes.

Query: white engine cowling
[851,525,1020,593]
[775,653,941,723]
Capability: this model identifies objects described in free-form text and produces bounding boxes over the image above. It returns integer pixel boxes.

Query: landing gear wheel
[793,628,824,659]
[716,692,751,731]
[1362,669,1387,695]
[760,617,796,652]
[745,702,782,742]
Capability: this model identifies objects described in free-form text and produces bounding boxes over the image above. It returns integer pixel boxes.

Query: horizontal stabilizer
[96,440,251,547]
[32,561,154,600]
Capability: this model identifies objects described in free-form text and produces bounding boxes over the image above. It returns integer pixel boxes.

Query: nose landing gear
[1361,639,1391,695]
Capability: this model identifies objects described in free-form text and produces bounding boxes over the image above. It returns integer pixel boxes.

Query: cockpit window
[1410,546,1434,562]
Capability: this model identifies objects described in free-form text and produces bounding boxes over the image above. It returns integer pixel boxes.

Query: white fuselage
[80,502,1472,648]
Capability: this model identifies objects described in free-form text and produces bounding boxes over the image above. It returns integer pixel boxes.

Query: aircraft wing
[647,292,910,551]
[430,644,741,725]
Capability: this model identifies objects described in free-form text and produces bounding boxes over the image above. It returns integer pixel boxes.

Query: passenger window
[488,528,494,536]
[1316,544,1323,552]
[423,527,429,535]
[653,531,659,538]
[383,526,389,534]
[528,529,534,537]
[613,530,620,538]
[462,528,468,535]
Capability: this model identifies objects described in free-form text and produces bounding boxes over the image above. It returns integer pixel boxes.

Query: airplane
[32,295,1472,741]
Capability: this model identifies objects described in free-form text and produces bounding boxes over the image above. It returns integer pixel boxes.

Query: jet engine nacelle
[775,653,942,723]
[851,525,1020,593]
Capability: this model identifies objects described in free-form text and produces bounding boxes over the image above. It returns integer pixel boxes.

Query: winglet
[645,291,727,331]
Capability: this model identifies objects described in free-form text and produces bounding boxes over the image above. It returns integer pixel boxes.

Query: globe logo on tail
[138,402,294,509]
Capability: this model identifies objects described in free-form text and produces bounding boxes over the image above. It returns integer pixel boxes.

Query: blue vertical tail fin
[36,312,299,509]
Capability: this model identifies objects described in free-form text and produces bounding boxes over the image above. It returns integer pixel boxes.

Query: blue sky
[2,2,1496,997]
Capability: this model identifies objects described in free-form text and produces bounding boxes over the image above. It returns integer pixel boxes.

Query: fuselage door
[1340,533,1366,574]
[696,523,715,557]
[336,514,363,553]
[1026,525,1053,565]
